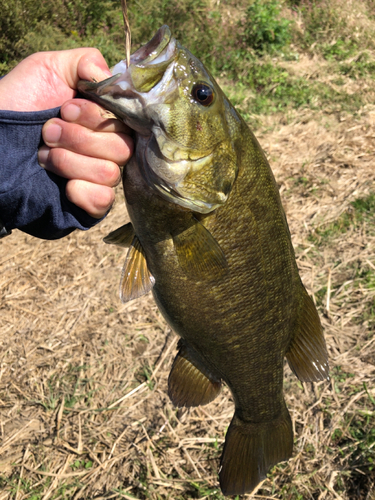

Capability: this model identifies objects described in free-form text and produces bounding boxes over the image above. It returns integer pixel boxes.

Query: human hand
[0,49,133,218]
[39,97,133,218]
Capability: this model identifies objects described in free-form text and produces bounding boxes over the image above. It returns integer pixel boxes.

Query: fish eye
[192,83,215,106]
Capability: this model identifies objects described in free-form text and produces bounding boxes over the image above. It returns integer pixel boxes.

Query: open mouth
[77,25,177,123]
[78,26,218,212]
[130,25,174,66]
[109,25,177,79]
[78,25,176,94]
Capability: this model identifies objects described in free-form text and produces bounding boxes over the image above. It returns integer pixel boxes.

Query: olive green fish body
[126,122,296,418]
[78,26,329,495]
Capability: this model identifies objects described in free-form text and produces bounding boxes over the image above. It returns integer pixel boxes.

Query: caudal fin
[219,405,293,496]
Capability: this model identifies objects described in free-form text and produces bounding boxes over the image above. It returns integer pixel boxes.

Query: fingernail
[38,145,50,168]
[101,68,113,78]
[88,63,112,82]
[94,63,112,78]
[44,123,62,144]
[62,103,81,122]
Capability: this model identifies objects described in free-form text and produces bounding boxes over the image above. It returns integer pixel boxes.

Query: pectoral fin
[286,286,330,382]
[120,236,155,303]
[104,223,135,248]
[172,220,228,281]
[168,340,221,407]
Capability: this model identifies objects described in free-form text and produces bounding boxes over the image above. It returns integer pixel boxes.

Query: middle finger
[42,118,133,165]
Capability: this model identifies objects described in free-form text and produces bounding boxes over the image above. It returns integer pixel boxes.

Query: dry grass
[1,104,375,499]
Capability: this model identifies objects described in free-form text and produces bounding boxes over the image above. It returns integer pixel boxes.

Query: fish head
[78,25,242,214]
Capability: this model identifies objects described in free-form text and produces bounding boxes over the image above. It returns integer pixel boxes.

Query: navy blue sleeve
[0,108,104,240]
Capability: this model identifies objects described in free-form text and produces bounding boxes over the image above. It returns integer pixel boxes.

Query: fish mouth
[77,25,178,133]
[77,25,176,100]
[78,26,219,213]
[130,25,173,66]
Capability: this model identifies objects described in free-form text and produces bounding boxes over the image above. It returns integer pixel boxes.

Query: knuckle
[68,125,87,148]
[88,47,102,59]
[121,137,135,163]
[57,122,87,150]
[99,161,121,186]
[26,52,45,65]
[94,187,115,212]
[65,179,78,203]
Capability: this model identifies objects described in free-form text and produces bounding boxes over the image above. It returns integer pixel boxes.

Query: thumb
[0,48,113,111]
[53,47,113,90]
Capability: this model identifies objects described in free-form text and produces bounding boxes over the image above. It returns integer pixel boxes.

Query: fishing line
[121,0,131,68]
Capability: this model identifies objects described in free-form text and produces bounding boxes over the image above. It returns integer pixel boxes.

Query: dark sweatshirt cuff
[0,107,104,240]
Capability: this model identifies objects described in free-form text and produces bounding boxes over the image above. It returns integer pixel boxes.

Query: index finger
[60,99,132,134]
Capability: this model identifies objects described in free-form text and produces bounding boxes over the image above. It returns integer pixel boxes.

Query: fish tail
[219,403,293,496]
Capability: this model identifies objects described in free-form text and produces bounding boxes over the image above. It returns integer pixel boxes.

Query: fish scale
[78,25,329,496]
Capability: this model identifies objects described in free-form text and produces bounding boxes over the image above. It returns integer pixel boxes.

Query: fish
[78,25,329,496]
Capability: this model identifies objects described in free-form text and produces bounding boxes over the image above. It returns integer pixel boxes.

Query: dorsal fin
[172,219,228,281]
[104,223,135,248]
[168,340,221,408]
[120,236,155,303]
[286,286,329,382]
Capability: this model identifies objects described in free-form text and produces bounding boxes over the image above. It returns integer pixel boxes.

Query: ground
[1,99,375,500]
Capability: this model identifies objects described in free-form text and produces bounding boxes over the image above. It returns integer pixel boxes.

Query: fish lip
[77,25,175,96]
[77,74,122,96]
[77,25,178,124]
[130,25,172,65]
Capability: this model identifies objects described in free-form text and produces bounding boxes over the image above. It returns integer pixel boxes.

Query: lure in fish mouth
[78,25,238,214]
[78,25,329,497]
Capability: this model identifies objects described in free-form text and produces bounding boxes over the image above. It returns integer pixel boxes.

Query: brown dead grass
[1,105,375,499]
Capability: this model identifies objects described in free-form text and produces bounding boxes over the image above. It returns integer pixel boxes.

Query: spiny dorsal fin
[104,223,135,248]
[172,219,228,281]
[168,340,221,408]
[219,404,293,496]
[286,286,330,382]
[120,235,155,303]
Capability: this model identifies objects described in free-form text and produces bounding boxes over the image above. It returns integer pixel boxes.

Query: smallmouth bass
[78,26,329,496]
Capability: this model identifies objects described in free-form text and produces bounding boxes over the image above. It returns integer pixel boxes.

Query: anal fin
[219,404,293,496]
[104,222,135,248]
[120,235,155,303]
[286,286,330,382]
[168,340,221,407]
